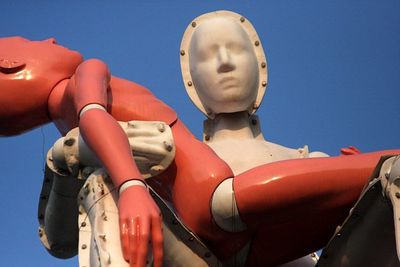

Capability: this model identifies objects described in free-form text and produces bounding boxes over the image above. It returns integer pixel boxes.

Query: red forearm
[68,59,142,188]
[79,106,142,188]
[234,149,400,226]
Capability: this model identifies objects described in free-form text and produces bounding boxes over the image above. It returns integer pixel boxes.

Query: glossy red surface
[1,36,399,266]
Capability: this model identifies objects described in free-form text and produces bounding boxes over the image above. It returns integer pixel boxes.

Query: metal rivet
[262,81,267,87]
[191,21,197,27]
[81,244,87,249]
[164,141,173,152]
[396,192,400,199]
[187,81,193,87]
[254,40,260,46]
[81,222,86,227]
[205,135,210,141]
[240,17,245,23]
[158,123,165,133]
[261,62,266,68]
[180,50,185,56]
[64,138,75,146]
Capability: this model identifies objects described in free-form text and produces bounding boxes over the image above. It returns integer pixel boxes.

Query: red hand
[119,185,163,267]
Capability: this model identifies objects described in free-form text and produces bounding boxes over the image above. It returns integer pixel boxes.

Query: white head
[180,11,268,118]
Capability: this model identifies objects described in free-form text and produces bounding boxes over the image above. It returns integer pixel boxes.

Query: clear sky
[1,1,399,266]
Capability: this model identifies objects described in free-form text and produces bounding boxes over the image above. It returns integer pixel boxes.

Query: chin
[213,101,251,114]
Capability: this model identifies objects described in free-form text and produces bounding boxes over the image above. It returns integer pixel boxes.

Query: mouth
[219,77,238,89]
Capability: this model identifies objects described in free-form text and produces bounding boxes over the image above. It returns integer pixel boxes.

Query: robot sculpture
[1,10,400,267]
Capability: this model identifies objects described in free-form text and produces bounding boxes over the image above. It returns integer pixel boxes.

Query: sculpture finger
[151,214,163,267]
[120,221,131,262]
[129,218,139,267]
[136,217,150,267]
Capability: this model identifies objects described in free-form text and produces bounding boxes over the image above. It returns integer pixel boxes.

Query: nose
[43,38,57,44]
[217,47,235,73]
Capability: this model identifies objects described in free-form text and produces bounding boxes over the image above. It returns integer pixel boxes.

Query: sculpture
[180,10,327,266]
[1,10,400,267]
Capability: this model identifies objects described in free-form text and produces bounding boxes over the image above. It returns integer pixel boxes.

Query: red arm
[66,59,163,267]
[234,149,400,265]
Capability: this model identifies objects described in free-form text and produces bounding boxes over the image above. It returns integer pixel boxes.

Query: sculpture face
[0,37,83,135]
[189,18,259,114]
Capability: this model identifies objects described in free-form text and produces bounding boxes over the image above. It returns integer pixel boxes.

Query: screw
[158,123,165,133]
[191,21,197,27]
[81,222,86,227]
[164,141,173,152]
[261,62,266,68]
[254,40,260,46]
[262,81,267,87]
[240,17,245,23]
[81,244,87,249]
[180,50,185,56]
[187,81,193,86]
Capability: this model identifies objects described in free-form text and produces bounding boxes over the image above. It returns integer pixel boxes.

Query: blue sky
[1,1,399,266]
